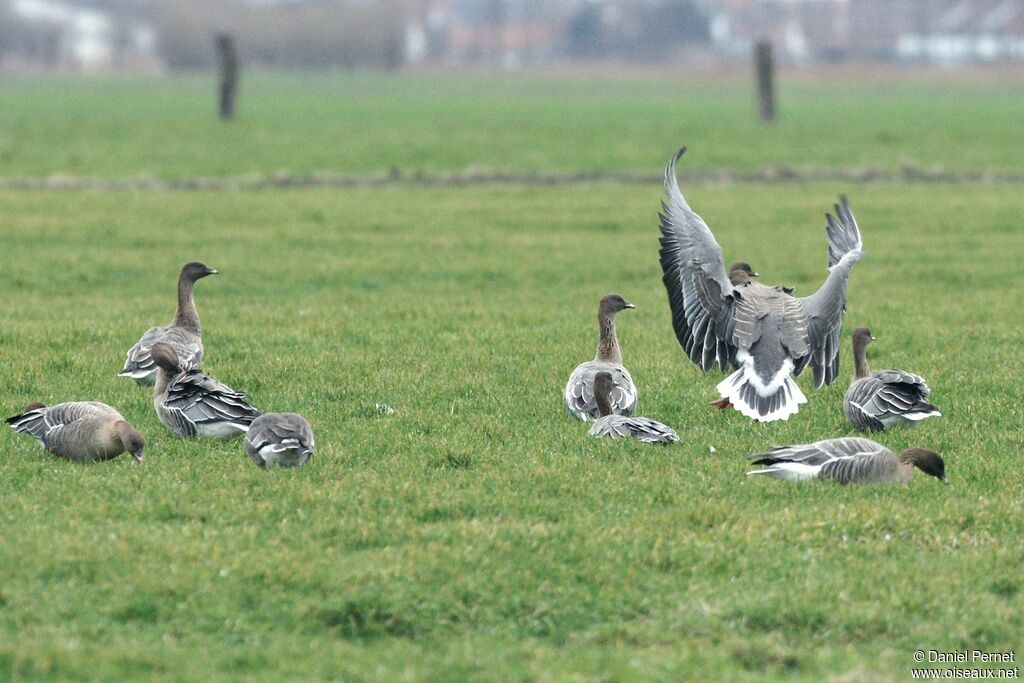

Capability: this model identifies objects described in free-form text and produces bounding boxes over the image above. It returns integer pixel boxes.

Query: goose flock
[7,146,944,486]
[7,261,314,468]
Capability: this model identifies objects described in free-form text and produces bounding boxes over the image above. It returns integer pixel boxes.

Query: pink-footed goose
[747,437,947,485]
[658,147,863,422]
[588,372,678,444]
[6,401,144,463]
[245,413,315,468]
[120,261,218,385]
[563,294,638,421]
[150,342,260,439]
[844,327,940,431]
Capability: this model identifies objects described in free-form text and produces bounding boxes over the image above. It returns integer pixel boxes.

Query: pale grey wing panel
[798,198,864,388]
[166,372,260,428]
[658,147,736,371]
[120,326,166,376]
[749,437,882,467]
[845,377,886,431]
[625,417,679,443]
[45,401,122,426]
[874,369,931,395]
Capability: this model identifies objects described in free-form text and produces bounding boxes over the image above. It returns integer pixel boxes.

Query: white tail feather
[715,362,807,422]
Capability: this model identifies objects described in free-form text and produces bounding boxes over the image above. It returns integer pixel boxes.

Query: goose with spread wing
[120,261,218,385]
[747,437,947,485]
[150,342,260,439]
[658,147,864,422]
[844,327,940,431]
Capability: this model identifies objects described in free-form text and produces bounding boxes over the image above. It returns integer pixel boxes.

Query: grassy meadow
[1,72,1023,681]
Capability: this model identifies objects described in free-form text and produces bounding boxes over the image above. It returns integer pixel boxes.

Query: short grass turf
[1,182,1022,681]
[1,72,1023,178]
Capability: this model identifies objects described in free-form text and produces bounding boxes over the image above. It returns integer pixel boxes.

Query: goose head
[115,421,146,462]
[900,448,948,484]
[728,262,758,286]
[852,327,876,346]
[150,342,183,374]
[599,294,635,316]
[180,261,219,282]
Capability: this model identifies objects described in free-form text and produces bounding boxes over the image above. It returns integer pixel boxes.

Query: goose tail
[6,406,49,442]
[715,356,807,422]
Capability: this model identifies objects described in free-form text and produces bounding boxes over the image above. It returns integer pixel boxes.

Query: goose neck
[173,276,201,331]
[852,338,870,380]
[595,310,622,364]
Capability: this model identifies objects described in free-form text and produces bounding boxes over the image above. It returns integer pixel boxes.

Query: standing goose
[844,327,940,431]
[150,342,260,439]
[658,147,864,422]
[563,294,638,420]
[746,437,947,485]
[245,413,316,468]
[120,261,218,385]
[6,401,144,463]
[589,372,678,443]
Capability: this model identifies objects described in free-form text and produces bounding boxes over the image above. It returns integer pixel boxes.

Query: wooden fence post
[216,34,239,121]
[755,40,775,123]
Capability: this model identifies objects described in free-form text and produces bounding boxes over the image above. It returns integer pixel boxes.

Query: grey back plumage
[6,401,141,463]
[748,437,908,485]
[658,147,863,421]
[156,369,261,439]
[845,370,939,431]
[564,361,637,421]
[245,413,315,468]
[589,414,678,444]
[121,325,203,385]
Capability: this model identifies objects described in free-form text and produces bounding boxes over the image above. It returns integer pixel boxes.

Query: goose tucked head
[728,262,758,285]
[899,448,947,484]
[24,401,46,412]
[150,342,183,374]
[115,421,145,462]
[599,294,635,316]
[180,261,219,282]
[593,371,615,418]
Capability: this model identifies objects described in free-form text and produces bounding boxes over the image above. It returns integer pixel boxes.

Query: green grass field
[1,73,1023,681]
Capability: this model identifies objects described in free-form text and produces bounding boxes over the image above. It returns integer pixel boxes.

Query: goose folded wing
[167,373,260,426]
[658,147,736,372]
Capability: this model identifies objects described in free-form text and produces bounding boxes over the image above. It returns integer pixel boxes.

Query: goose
[563,294,638,421]
[245,413,315,468]
[120,261,218,385]
[844,327,940,431]
[747,437,947,485]
[658,147,863,422]
[589,372,678,443]
[6,401,144,463]
[150,341,260,439]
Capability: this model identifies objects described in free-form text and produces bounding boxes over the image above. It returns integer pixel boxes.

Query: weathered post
[755,40,775,123]
[216,33,238,121]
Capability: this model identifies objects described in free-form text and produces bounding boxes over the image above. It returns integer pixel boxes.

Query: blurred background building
[2,0,1024,73]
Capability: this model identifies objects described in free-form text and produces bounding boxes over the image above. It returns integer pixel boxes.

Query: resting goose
[589,372,678,443]
[563,294,638,421]
[245,413,315,468]
[658,147,864,422]
[6,401,144,463]
[747,437,947,485]
[844,327,940,431]
[151,341,260,439]
[120,261,218,385]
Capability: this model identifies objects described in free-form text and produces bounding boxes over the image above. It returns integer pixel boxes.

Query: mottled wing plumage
[748,437,900,484]
[589,415,679,444]
[162,370,260,436]
[845,370,939,431]
[245,413,315,468]
[564,362,637,421]
[7,401,123,443]
[121,326,203,384]
[798,198,864,388]
[658,147,736,372]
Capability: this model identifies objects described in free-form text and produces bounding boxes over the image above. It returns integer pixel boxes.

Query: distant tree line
[156,0,404,70]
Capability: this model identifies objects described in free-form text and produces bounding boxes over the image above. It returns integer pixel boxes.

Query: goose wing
[165,370,260,431]
[797,198,864,387]
[854,370,938,424]
[7,401,121,442]
[658,147,737,372]
[564,363,637,420]
[247,414,315,455]
[121,326,203,379]
[749,437,891,484]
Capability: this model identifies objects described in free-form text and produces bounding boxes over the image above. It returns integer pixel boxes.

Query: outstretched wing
[798,197,864,387]
[658,147,737,372]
